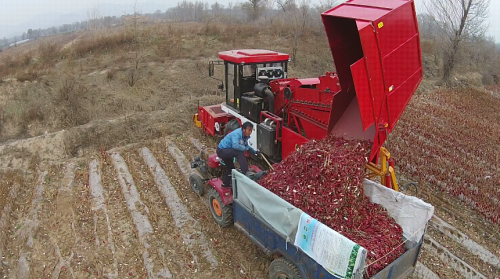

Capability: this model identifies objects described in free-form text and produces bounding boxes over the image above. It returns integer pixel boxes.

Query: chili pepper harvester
[189,1,434,278]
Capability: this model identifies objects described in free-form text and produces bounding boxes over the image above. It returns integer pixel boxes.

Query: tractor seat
[207,153,237,168]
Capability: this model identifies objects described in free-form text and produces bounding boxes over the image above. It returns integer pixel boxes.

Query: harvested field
[0,20,499,279]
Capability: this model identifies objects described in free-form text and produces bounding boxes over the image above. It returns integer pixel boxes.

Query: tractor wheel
[269,258,302,279]
[224,119,240,136]
[189,173,205,196]
[207,188,233,227]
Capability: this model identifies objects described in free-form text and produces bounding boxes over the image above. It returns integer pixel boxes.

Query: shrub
[70,30,134,58]
[38,41,60,63]
[482,72,494,86]
[107,69,116,81]
[16,68,38,82]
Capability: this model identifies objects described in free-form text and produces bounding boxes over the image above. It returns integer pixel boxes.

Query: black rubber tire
[207,188,233,227]
[224,119,240,136]
[269,258,302,279]
[189,173,205,196]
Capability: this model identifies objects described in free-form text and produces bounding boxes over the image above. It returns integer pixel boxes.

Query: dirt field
[0,23,499,278]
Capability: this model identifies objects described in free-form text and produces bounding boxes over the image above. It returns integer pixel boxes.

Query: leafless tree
[317,0,338,11]
[290,0,310,64]
[155,9,162,21]
[275,0,296,13]
[424,0,490,84]
[169,1,206,22]
[131,0,144,71]
[87,4,102,30]
[211,2,224,21]
[242,0,265,21]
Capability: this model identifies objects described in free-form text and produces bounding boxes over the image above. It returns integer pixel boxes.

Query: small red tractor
[189,144,264,227]
[191,0,423,226]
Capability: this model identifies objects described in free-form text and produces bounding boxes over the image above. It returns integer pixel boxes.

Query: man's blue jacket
[218,128,256,154]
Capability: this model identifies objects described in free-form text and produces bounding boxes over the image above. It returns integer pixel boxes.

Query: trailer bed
[231,171,434,279]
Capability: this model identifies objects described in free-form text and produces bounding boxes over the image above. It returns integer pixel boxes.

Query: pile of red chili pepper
[259,136,405,277]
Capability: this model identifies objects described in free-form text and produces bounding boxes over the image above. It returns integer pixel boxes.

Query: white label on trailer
[294,213,366,279]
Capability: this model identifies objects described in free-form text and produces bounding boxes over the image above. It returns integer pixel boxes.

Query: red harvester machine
[192,0,423,217]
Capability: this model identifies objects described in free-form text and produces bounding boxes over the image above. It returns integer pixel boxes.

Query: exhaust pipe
[254,81,274,114]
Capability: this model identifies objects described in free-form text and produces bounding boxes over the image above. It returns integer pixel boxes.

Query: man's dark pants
[216,147,249,187]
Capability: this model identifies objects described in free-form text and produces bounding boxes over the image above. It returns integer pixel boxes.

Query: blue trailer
[229,171,434,279]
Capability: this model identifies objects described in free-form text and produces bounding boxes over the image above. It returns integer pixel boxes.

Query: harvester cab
[210,50,289,120]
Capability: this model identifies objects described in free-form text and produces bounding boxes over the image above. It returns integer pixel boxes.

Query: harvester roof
[218,49,289,64]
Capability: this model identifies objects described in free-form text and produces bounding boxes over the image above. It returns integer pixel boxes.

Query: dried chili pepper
[260,135,405,277]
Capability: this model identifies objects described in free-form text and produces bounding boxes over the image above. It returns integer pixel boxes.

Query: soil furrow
[15,171,48,279]
[0,169,32,278]
[413,262,441,279]
[124,147,208,277]
[153,139,271,279]
[424,236,486,279]
[109,152,172,278]
[88,159,119,278]
[140,147,218,270]
[427,225,500,278]
[431,215,500,269]
[99,152,146,278]
[0,181,20,268]
[49,162,78,279]
[166,139,197,182]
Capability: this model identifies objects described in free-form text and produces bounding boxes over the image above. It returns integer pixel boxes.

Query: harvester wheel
[269,258,302,279]
[224,119,240,136]
[189,173,205,196]
[207,188,233,227]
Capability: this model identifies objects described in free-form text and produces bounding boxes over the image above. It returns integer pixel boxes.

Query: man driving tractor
[217,121,263,187]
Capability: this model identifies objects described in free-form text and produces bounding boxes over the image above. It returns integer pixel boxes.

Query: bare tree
[131,1,144,70]
[211,2,224,21]
[424,0,490,84]
[271,0,311,62]
[275,0,296,12]
[317,0,338,11]
[155,9,162,21]
[242,0,265,21]
[87,4,102,30]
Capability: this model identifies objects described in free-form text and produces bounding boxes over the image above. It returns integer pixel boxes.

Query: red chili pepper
[260,135,405,276]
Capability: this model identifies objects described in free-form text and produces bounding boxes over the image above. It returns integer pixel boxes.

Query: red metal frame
[207,153,221,169]
[208,165,263,206]
[197,104,233,137]
[208,178,233,205]
[281,127,309,159]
